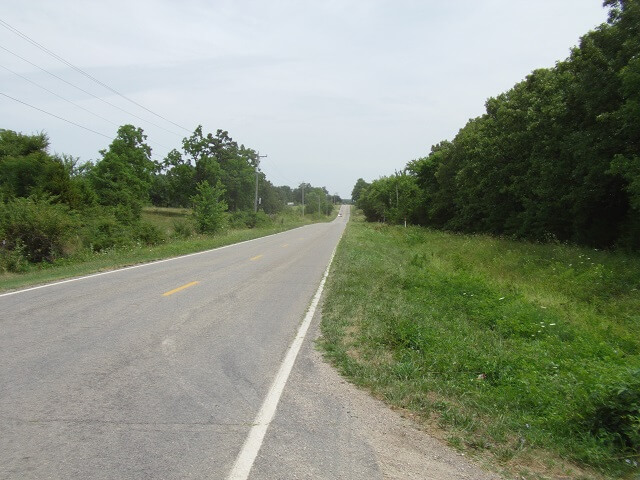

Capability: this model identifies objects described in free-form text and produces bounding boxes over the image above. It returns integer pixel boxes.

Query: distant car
[338,213,342,217]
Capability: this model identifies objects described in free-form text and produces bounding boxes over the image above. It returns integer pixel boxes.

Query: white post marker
[226,243,341,480]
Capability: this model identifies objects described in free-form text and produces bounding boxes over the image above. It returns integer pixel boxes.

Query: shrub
[228,211,250,229]
[172,219,194,238]
[0,239,29,272]
[191,180,228,234]
[228,211,273,229]
[251,211,272,228]
[80,211,131,252]
[0,196,77,263]
[133,221,165,245]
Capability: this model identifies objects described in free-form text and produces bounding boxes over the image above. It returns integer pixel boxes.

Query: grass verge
[0,207,332,293]
[320,213,640,480]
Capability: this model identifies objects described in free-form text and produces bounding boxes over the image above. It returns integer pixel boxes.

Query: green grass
[0,207,333,292]
[140,206,192,234]
[321,213,640,480]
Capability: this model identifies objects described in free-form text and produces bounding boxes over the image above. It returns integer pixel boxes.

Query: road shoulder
[250,299,503,480]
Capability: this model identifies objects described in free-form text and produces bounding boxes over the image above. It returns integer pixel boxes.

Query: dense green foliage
[0,130,95,209]
[190,180,228,234]
[322,218,640,479]
[92,125,155,222]
[1,124,334,272]
[0,196,77,264]
[358,0,640,249]
[357,171,421,224]
[350,178,369,204]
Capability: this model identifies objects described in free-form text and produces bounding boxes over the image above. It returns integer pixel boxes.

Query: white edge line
[226,237,343,480]
[0,224,314,299]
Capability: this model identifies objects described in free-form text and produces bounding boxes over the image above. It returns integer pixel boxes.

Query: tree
[275,185,294,204]
[293,183,312,204]
[151,148,195,207]
[0,130,95,210]
[182,126,256,211]
[259,178,286,214]
[357,177,390,222]
[91,125,155,222]
[376,0,640,249]
[351,178,369,203]
[191,180,228,234]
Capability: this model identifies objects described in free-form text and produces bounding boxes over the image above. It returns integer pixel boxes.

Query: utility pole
[301,184,305,216]
[254,151,267,213]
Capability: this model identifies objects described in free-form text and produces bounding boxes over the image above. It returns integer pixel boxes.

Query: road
[1,206,356,479]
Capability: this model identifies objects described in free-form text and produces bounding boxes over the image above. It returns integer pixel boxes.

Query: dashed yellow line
[162,281,199,296]
[282,244,289,248]
[250,254,263,261]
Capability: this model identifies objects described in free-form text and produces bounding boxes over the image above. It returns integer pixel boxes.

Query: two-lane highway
[0,206,349,479]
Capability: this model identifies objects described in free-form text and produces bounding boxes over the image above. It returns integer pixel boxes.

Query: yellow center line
[250,254,263,261]
[282,244,289,248]
[162,281,199,297]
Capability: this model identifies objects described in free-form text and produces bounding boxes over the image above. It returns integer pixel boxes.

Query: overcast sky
[2,1,608,198]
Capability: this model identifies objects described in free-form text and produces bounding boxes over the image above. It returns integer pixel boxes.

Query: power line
[1,92,170,161]
[0,63,174,153]
[0,63,120,128]
[1,92,111,139]
[264,160,297,187]
[0,18,191,133]
[0,44,183,137]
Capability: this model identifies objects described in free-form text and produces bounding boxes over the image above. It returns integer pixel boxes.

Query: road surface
[0,206,351,479]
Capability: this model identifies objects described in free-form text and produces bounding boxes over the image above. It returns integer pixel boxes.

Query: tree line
[0,124,338,271]
[355,0,640,250]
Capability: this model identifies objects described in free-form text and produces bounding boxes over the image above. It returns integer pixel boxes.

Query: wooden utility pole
[254,151,267,213]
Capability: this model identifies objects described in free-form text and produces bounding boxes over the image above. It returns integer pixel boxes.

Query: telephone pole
[254,151,267,213]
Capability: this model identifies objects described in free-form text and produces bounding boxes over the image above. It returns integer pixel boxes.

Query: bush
[251,211,272,228]
[172,219,194,238]
[191,180,227,234]
[80,212,131,252]
[0,196,77,263]
[228,211,251,228]
[590,369,640,452]
[133,221,165,245]
[0,239,29,272]
[228,211,273,229]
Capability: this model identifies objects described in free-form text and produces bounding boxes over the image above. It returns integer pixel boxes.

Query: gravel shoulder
[249,300,504,480]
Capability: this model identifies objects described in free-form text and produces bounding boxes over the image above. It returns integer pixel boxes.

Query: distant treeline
[0,124,339,271]
[354,0,640,249]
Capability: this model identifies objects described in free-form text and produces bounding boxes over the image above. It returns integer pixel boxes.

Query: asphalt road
[0,206,364,479]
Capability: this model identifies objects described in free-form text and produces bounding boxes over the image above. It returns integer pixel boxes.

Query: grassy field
[0,206,332,293]
[321,213,640,480]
